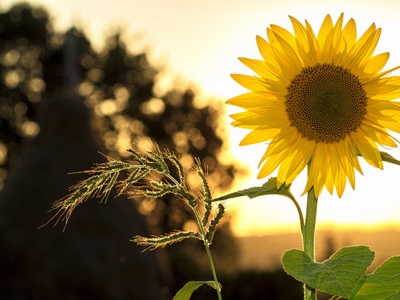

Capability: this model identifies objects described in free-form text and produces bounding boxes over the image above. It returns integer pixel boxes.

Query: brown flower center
[285,64,367,143]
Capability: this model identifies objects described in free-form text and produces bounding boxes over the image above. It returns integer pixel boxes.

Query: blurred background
[1,0,400,299]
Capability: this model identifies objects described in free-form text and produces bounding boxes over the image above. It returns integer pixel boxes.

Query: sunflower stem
[303,186,318,300]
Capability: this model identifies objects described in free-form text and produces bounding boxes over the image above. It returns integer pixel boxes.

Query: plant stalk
[303,186,318,300]
[192,208,222,300]
[204,242,223,300]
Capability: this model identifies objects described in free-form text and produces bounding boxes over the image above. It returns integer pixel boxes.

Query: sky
[3,0,400,236]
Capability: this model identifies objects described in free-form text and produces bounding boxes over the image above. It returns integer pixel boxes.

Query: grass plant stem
[193,208,223,300]
[204,242,223,300]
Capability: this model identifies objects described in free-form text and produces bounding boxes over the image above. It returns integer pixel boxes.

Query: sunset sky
[3,0,400,236]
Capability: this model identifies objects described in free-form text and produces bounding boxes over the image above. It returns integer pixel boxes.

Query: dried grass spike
[126,148,148,163]
[194,157,211,200]
[144,189,169,199]
[146,149,169,174]
[101,171,119,199]
[132,231,203,251]
[202,200,212,227]
[206,204,225,244]
[116,169,150,196]
[95,161,133,173]
[167,153,185,184]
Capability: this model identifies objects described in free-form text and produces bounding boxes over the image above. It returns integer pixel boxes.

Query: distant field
[237,230,400,272]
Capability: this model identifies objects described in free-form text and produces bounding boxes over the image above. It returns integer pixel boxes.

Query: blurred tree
[0,3,50,183]
[0,2,242,298]
[0,3,166,300]
[0,4,93,184]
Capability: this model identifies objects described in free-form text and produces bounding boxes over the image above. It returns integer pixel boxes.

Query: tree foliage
[0,2,241,295]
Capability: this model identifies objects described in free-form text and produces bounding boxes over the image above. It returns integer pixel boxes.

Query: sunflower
[228,13,400,198]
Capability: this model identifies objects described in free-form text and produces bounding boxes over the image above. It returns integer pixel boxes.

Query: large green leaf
[212,177,295,202]
[282,246,375,297]
[173,281,221,300]
[349,256,400,300]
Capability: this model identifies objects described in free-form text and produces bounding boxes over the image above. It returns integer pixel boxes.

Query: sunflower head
[228,14,400,198]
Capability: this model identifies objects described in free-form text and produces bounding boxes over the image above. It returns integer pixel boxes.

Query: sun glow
[8,0,400,236]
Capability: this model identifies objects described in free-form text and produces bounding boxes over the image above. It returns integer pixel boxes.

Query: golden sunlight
[4,0,400,237]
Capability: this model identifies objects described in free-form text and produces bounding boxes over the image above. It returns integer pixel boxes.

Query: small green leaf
[173,281,221,300]
[380,151,400,166]
[349,256,400,300]
[212,177,294,201]
[282,246,375,297]
[359,150,400,166]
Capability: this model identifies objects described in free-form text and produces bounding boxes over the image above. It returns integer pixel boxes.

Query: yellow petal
[375,119,400,134]
[335,168,347,198]
[369,91,400,101]
[273,31,303,73]
[319,29,335,64]
[240,127,281,145]
[304,19,319,62]
[307,143,329,197]
[325,169,335,195]
[267,30,299,80]
[332,13,344,47]
[361,52,389,75]
[359,121,397,147]
[285,139,316,184]
[364,76,400,95]
[270,24,297,50]
[262,127,300,159]
[258,150,287,178]
[348,23,376,58]
[350,131,383,169]
[343,136,363,174]
[231,121,259,129]
[226,92,277,108]
[342,18,357,49]
[345,30,379,71]
[238,57,279,80]
[317,14,333,48]
[305,19,317,41]
[289,16,309,51]
[230,111,288,128]
[360,28,381,65]
[256,35,281,70]
[230,74,266,93]
[337,141,356,190]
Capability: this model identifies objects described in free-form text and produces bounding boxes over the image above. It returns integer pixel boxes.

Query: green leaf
[212,177,295,202]
[173,281,221,300]
[380,151,400,166]
[349,256,400,300]
[282,246,375,297]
